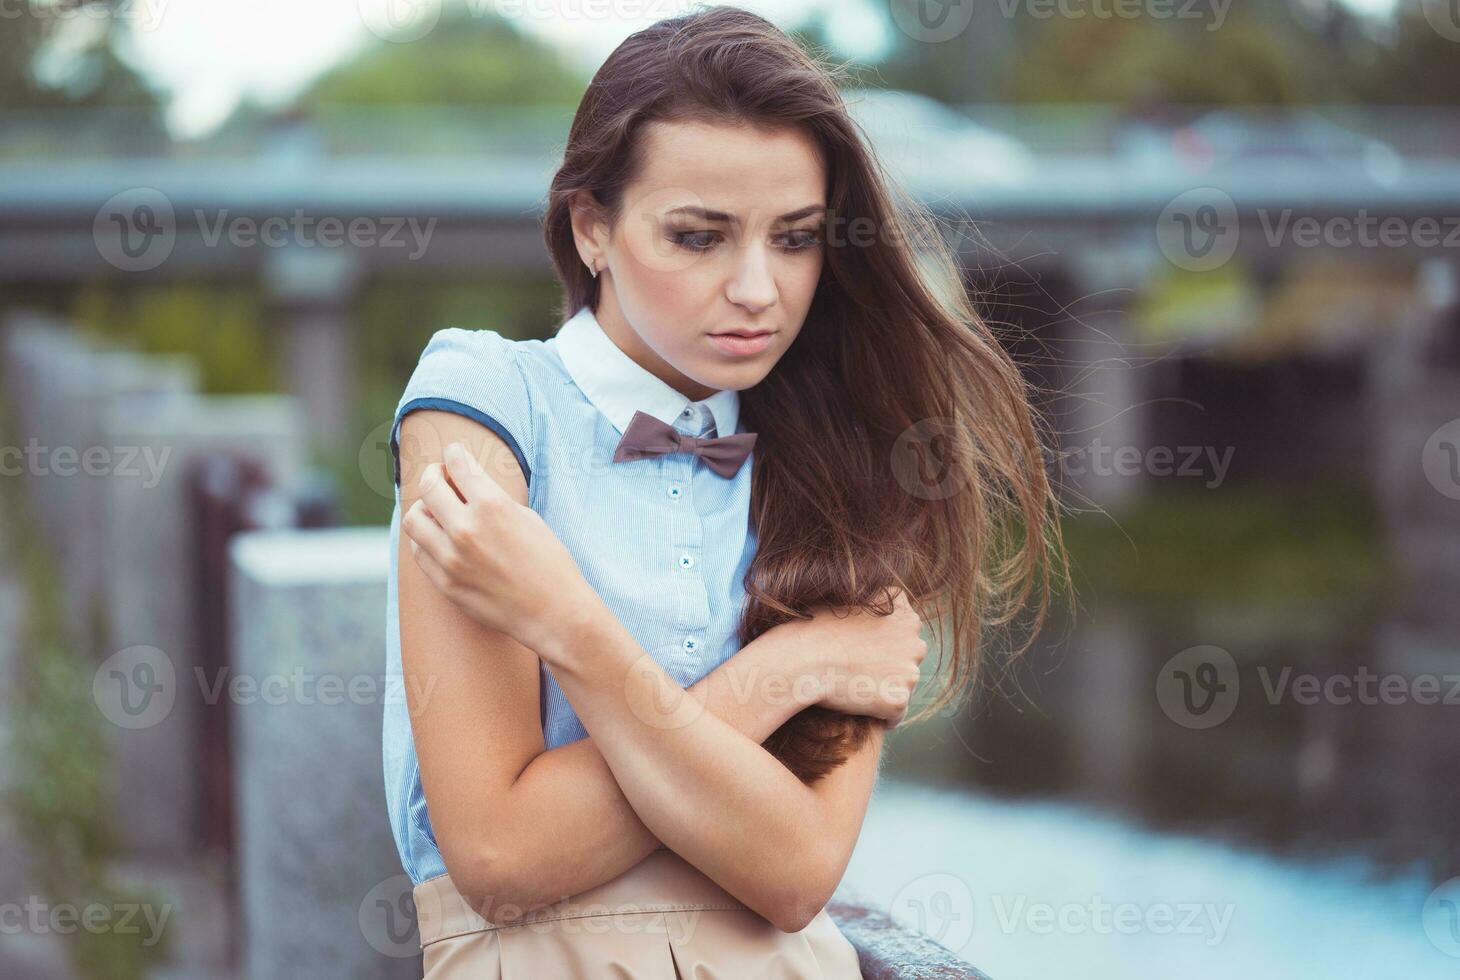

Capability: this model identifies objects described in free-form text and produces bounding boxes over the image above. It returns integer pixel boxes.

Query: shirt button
[683,636,699,653]
[678,553,695,569]
[666,484,682,500]
[681,407,693,418]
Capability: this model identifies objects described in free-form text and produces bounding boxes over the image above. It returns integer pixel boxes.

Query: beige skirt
[413,846,863,979]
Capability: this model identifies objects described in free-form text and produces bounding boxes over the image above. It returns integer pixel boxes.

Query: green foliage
[0,414,172,979]
[1008,14,1307,106]
[330,274,564,526]
[0,0,164,113]
[1060,482,1390,609]
[301,3,582,108]
[72,281,278,394]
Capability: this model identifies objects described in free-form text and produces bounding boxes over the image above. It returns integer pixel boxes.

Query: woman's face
[572,119,828,402]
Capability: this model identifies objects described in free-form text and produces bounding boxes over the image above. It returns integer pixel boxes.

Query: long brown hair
[542,5,1069,782]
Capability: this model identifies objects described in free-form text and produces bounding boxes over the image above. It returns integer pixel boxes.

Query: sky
[115,0,888,138]
[111,0,1397,139]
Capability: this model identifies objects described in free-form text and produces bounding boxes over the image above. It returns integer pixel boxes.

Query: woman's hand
[402,441,598,654]
[780,588,929,728]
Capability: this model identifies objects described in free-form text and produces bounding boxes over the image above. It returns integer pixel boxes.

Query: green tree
[301,2,582,108]
[0,1,162,111]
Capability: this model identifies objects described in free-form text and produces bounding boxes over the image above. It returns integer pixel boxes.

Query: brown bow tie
[612,410,757,478]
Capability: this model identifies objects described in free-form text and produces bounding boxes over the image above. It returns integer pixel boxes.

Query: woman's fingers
[403,498,454,569]
[410,534,452,594]
[442,441,508,506]
[418,461,471,535]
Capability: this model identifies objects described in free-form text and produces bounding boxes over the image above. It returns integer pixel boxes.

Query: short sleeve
[389,328,537,490]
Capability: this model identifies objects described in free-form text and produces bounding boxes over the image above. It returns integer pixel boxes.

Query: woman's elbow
[766,851,840,933]
[452,845,544,927]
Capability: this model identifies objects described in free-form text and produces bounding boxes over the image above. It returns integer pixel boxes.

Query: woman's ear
[569,189,608,268]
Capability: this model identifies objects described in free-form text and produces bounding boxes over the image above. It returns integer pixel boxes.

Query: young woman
[382,6,1064,977]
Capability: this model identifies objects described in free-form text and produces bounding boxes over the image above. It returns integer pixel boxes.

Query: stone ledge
[828,898,992,979]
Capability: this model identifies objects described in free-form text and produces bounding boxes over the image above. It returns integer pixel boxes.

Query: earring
[589,260,599,280]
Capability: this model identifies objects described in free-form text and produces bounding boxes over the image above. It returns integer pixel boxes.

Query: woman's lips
[707,331,775,356]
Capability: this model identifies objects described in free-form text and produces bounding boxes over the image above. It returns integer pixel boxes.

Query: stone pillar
[98,394,303,857]
[264,244,362,450]
[229,527,419,980]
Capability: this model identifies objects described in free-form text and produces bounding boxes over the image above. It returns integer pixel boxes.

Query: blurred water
[843,778,1455,980]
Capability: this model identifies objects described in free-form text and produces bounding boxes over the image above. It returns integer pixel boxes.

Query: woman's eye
[671,230,721,252]
[779,230,822,251]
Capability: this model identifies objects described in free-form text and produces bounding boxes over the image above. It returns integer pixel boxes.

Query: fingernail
[446,442,464,461]
[419,463,437,490]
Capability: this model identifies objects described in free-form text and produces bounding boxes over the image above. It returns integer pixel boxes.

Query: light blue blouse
[382,304,759,885]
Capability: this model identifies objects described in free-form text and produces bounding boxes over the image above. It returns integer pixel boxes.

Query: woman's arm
[402,414,922,934]
[398,410,911,931]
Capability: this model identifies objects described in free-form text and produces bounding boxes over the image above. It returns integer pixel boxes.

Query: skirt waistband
[413,847,751,947]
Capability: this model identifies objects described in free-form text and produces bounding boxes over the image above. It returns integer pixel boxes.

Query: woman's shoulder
[392,327,564,489]
[408,326,561,391]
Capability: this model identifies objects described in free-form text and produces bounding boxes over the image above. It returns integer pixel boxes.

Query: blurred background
[1,1,1457,978]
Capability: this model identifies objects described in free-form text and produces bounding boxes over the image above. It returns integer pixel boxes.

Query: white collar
[551,305,740,438]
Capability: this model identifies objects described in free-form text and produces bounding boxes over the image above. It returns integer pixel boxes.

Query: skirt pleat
[413,847,862,979]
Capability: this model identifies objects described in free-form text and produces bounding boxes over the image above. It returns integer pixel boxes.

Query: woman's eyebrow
[665,204,827,224]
